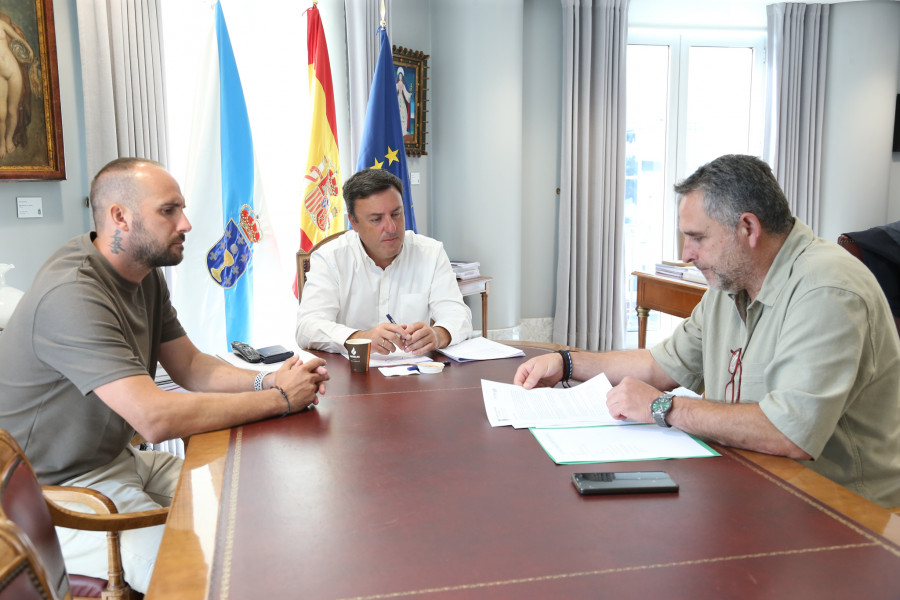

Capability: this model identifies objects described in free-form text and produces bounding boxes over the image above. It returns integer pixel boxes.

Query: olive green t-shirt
[652,220,900,507]
[0,233,185,484]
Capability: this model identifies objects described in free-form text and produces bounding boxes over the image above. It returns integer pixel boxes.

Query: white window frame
[627,27,766,260]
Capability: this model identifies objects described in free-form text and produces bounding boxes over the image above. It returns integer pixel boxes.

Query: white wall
[0,0,90,291]
[430,0,525,331]
[521,0,562,320]
[820,0,900,238]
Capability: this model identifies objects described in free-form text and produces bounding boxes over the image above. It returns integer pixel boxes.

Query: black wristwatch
[651,392,675,428]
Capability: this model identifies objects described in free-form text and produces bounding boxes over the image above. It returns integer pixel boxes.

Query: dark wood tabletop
[146,345,900,600]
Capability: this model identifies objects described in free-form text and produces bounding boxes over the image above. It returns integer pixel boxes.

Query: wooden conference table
[146,346,900,599]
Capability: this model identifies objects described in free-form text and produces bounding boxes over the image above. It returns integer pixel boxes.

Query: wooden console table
[458,276,491,337]
[632,271,707,349]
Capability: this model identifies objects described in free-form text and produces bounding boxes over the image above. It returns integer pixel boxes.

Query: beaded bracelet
[273,385,291,417]
[557,350,574,388]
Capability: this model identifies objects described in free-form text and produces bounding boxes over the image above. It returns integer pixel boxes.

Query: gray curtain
[552,0,629,352]
[764,3,829,233]
[76,0,169,177]
[345,0,392,172]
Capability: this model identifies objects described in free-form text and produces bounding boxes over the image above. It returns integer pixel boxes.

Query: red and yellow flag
[301,4,345,252]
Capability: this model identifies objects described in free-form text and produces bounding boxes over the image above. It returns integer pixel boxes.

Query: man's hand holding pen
[351,314,450,355]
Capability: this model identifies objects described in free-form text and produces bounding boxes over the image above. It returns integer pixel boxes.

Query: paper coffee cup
[345,338,372,373]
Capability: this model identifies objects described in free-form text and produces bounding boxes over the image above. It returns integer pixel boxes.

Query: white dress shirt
[295,231,473,353]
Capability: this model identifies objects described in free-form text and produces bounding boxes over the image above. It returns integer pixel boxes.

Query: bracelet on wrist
[273,385,291,417]
[253,371,269,392]
[556,350,576,388]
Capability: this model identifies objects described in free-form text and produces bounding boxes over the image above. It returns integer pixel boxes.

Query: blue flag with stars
[355,25,417,232]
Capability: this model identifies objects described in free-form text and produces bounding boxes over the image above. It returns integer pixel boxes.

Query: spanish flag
[300,4,345,252]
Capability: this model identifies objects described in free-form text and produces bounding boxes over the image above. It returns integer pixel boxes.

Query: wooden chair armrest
[43,485,117,514]
[43,486,168,532]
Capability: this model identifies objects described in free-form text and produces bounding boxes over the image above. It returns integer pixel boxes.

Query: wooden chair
[0,429,168,599]
[295,230,348,304]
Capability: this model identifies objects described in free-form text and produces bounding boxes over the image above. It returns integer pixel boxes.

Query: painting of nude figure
[0,0,64,180]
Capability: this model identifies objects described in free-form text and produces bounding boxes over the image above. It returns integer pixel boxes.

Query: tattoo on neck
[110,230,125,255]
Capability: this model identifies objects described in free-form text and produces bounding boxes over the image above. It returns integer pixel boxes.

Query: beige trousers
[55,445,183,593]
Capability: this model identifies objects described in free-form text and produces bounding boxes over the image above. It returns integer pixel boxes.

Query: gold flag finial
[380,0,386,28]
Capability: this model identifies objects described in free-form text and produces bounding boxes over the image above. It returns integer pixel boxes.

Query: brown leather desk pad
[207,353,900,599]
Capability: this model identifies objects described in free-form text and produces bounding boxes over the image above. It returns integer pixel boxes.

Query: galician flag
[356,23,417,232]
[301,4,345,252]
[172,1,282,353]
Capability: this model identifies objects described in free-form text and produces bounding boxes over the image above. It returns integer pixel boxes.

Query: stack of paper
[438,337,525,362]
[451,260,481,281]
[481,373,719,464]
[481,374,623,428]
[654,261,707,285]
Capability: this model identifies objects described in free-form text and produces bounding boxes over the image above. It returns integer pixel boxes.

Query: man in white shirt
[296,170,472,354]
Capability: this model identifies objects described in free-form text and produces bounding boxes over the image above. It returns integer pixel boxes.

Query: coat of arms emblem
[207,205,261,288]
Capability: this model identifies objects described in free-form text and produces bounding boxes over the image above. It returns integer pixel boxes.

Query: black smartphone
[256,345,295,364]
[572,471,679,495]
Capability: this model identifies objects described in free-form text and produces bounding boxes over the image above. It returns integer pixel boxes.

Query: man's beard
[698,239,753,294]
[131,218,186,268]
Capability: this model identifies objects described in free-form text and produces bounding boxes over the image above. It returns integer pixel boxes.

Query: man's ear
[738,212,763,248]
[348,214,358,232]
[108,204,131,232]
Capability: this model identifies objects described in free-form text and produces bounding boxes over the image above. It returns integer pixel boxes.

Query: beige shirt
[651,220,900,507]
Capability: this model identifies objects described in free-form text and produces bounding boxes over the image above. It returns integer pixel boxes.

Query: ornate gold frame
[392,45,428,158]
[0,0,65,180]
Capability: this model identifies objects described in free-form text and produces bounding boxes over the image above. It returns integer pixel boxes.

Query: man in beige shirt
[516,154,900,507]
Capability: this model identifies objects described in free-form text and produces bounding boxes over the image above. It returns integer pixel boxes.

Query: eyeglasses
[725,348,742,404]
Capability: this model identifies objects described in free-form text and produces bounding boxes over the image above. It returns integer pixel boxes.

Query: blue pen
[386,314,396,324]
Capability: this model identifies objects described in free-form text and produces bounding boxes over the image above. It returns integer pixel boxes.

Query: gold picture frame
[392,45,428,158]
[0,0,65,180]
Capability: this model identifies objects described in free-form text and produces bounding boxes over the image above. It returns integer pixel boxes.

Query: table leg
[636,306,649,349]
[480,290,488,338]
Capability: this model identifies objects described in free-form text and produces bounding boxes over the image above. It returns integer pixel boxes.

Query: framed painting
[0,0,64,180]
[392,45,428,157]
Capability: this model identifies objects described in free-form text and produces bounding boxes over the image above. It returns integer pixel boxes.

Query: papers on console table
[438,336,525,362]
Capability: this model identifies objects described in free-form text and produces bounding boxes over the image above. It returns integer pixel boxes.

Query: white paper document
[378,365,420,377]
[481,373,633,428]
[531,425,719,464]
[438,337,525,362]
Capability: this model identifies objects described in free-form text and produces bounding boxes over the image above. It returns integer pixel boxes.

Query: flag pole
[380,0,386,28]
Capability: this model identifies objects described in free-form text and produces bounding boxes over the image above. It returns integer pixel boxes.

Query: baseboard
[486,317,553,343]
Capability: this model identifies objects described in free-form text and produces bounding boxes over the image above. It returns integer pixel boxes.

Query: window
[623,30,765,347]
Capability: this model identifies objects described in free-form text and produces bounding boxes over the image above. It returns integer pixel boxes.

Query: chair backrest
[295,230,348,304]
[838,233,900,339]
[0,430,70,600]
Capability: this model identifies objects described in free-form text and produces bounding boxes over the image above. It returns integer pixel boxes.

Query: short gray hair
[674,154,794,234]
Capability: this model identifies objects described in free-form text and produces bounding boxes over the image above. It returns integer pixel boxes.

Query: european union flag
[356,26,417,232]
